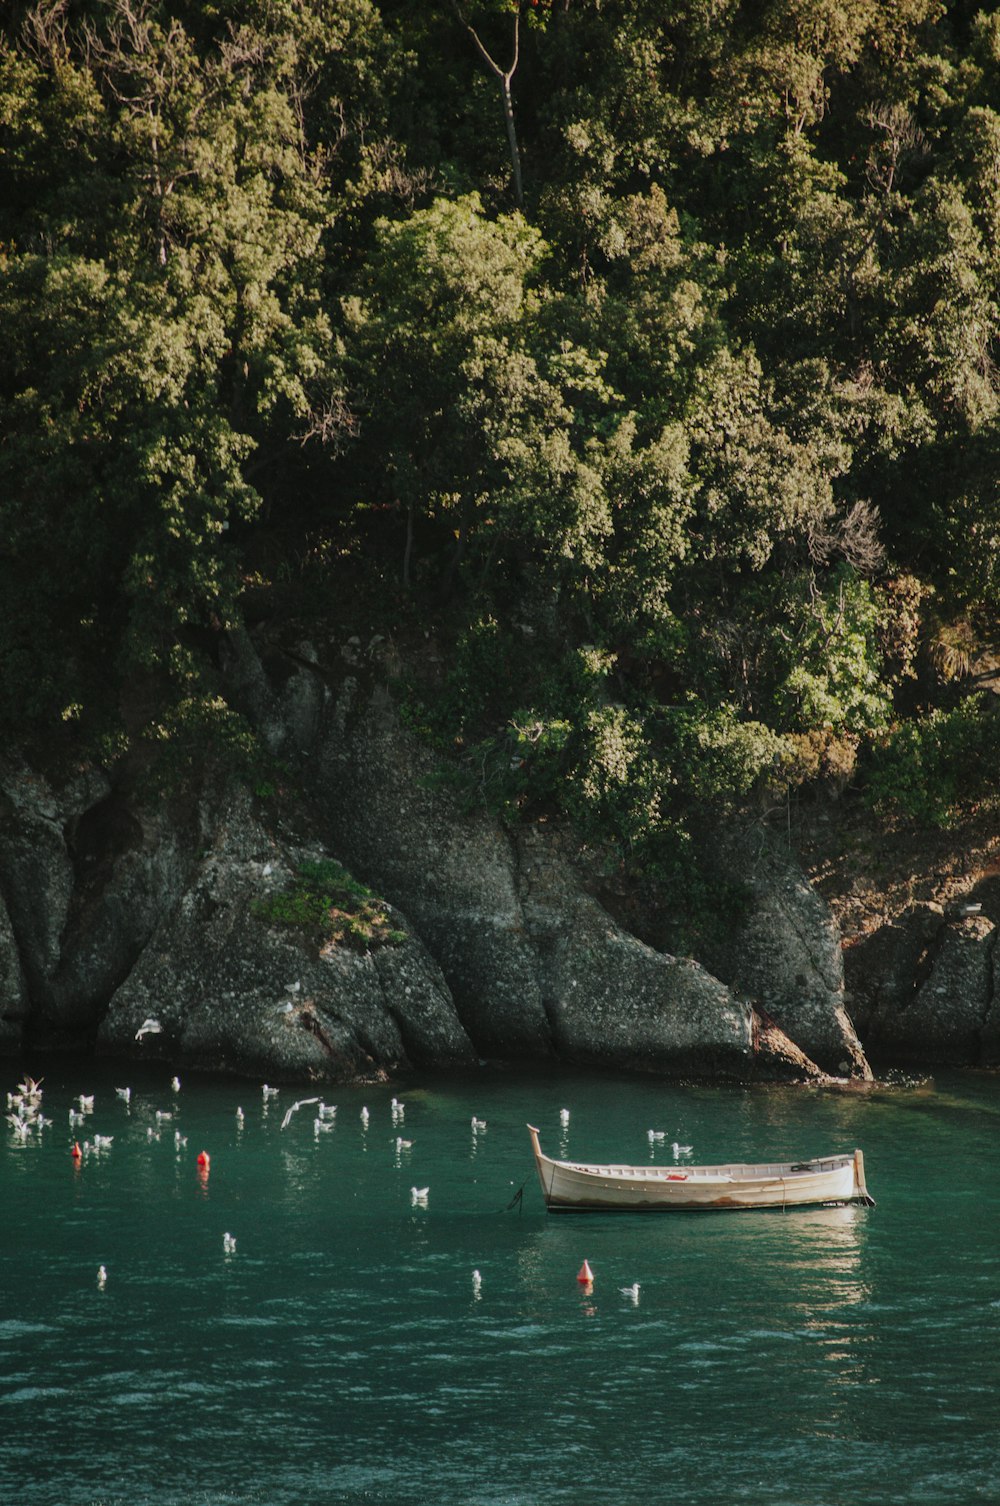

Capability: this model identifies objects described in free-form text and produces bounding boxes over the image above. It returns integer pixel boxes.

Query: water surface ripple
[2,1063,998,1504]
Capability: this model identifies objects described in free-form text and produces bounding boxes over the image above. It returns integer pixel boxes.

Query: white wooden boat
[527,1125,874,1212]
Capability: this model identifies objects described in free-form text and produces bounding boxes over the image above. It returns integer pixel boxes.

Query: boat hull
[527,1126,873,1212]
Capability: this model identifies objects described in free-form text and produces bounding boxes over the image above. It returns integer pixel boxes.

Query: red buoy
[196,1150,210,1168]
[71,1141,82,1160]
[577,1259,594,1284]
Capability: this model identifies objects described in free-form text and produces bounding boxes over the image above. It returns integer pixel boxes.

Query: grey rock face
[515,826,804,1077]
[316,681,552,1057]
[0,634,879,1083]
[845,903,946,1045]
[860,910,997,1064]
[0,893,27,1051]
[98,793,475,1080]
[0,761,190,1039]
[310,676,823,1079]
[697,830,871,1078]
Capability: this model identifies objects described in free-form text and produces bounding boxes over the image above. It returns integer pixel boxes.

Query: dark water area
[2,1060,999,1505]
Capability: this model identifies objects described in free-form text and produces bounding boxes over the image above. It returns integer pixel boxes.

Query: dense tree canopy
[2,0,999,867]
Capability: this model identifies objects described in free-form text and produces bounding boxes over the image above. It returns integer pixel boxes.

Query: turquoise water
[2,1061,999,1505]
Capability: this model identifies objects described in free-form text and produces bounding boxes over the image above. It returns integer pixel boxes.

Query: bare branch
[450,3,524,209]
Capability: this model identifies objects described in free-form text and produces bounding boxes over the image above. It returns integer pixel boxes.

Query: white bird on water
[360,1106,369,1127]
[410,1187,429,1206]
[97,1265,108,1289]
[313,1117,335,1135]
[135,1018,162,1041]
[175,1130,188,1149]
[471,1117,487,1132]
[317,1102,337,1120]
[235,1106,245,1124]
[78,1095,94,1113]
[672,1141,693,1160]
[648,1130,666,1143]
[620,1282,641,1304]
[559,1108,570,1126]
[472,1269,482,1296]
[115,1087,132,1105]
[171,1076,181,1093]
[395,1137,413,1151]
[223,1233,237,1255]
[262,1084,280,1100]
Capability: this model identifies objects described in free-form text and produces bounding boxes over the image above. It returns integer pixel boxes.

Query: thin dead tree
[451,2,524,210]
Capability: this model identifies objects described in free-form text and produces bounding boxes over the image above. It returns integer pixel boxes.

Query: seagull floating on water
[171,1077,181,1093]
[360,1107,369,1127]
[620,1282,641,1303]
[235,1106,245,1123]
[313,1117,335,1135]
[115,1087,132,1105]
[672,1141,693,1159]
[471,1117,487,1132]
[97,1265,107,1289]
[648,1129,666,1143]
[223,1233,237,1254]
[135,1018,162,1040]
[410,1186,429,1205]
[78,1095,94,1112]
[316,1102,337,1120]
[175,1130,188,1149]
[395,1137,413,1151]
[472,1269,482,1295]
[559,1108,570,1126]
[261,1084,280,1100]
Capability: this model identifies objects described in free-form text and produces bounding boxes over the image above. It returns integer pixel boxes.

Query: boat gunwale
[537,1154,854,1184]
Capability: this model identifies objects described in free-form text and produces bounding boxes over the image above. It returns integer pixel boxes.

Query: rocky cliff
[1,627,987,1084]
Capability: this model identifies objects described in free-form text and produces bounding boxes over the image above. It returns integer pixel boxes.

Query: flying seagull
[280,1097,320,1130]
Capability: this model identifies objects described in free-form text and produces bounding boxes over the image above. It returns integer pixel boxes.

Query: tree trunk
[452,5,524,211]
